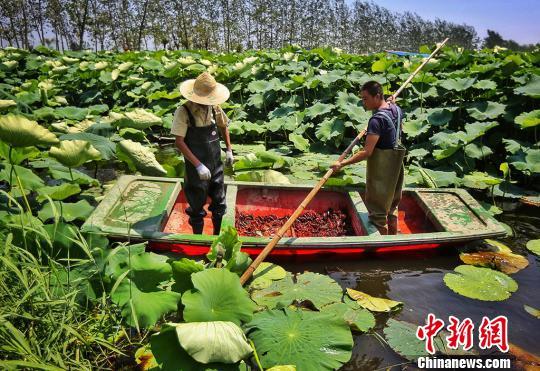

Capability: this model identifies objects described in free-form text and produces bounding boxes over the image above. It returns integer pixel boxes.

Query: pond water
[279,202,540,370]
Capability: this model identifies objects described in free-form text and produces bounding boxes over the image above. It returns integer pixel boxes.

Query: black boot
[191,221,204,235]
[212,216,223,235]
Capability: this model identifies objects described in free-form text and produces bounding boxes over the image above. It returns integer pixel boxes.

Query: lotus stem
[69,167,74,182]
[249,339,263,370]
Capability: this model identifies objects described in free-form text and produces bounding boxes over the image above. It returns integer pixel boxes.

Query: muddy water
[279,202,540,370]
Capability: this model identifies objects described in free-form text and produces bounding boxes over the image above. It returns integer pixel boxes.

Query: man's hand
[330,161,344,173]
[196,163,211,180]
[386,95,396,104]
[225,150,234,167]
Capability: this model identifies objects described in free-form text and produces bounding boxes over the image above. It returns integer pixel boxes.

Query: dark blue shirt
[366,104,404,149]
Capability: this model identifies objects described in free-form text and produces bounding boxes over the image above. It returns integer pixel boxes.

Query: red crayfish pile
[236,208,354,237]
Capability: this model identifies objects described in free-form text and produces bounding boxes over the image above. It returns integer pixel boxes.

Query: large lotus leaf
[171,258,204,293]
[443,265,518,301]
[464,143,493,159]
[249,262,287,290]
[315,118,345,146]
[439,77,476,92]
[346,288,402,312]
[383,319,450,360]
[171,321,252,364]
[427,108,452,126]
[0,142,40,165]
[288,133,309,152]
[514,75,540,98]
[0,99,17,109]
[251,272,343,310]
[49,164,99,185]
[49,140,101,168]
[36,183,81,202]
[129,251,172,291]
[38,199,94,222]
[462,171,502,189]
[102,242,147,280]
[182,268,257,325]
[245,309,353,370]
[460,240,528,274]
[403,119,430,138]
[59,132,116,160]
[515,109,540,129]
[419,168,459,187]
[430,131,462,159]
[117,139,167,176]
[304,102,334,119]
[0,114,59,147]
[371,58,394,72]
[473,79,497,90]
[267,367,296,371]
[526,239,540,255]
[235,170,291,184]
[466,101,506,121]
[321,301,375,332]
[0,163,45,190]
[112,278,181,329]
[150,326,243,371]
[55,106,88,120]
[462,121,498,142]
[309,70,345,87]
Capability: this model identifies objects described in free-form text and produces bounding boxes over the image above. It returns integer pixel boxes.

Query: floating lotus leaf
[49,140,101,168]
[251,272,343,310]
[514,75,540,98]
[182,268,257,325]
[117,139,167,176]
[36,183,81,202]
[524,305,540,319]
[467,101,506,121]
[112,279,181,329]
[346,288,402,312]
[321,300,376,332]
[0,114,59,147]
[38,199,94,222]
[246,309,353,370]
[526,239,540,255]
[460,242,529,274]
[169,321,252,364]
[443,265,518,301]
[170,258,204,293]
[515,109,540,129]
[384,319,447,360]
[249,262,287,290]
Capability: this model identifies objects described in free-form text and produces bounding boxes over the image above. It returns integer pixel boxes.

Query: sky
[360,0,540,45]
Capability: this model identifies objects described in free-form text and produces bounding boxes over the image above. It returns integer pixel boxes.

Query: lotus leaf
[384,319,448,360]
[526,239,540,255]
[0,114,59,147]
[171,258,204,293]
[38,199,94,222]
[288,133,309,152]
[460,239,529,274]
[305,102,334,119]
[464,143,493,159]
[251,272,343,310]
[55,106,88,120]
[249,262,287,290]
[150,326,243,371]
[235,170,291,184]
[321,301,375,332]
[112,278,181,329]
[473,79,497,90]
[514,75,540,98]
[443,265,518,301]
[49,140,101,168]
[0,99,17,108]
[59,132,116,160]
[523,305,540,319]
[439,77,476,91]
[466,101,506,121]
[0,163,45,190]
[346,288,402,312]
[207,226,252,274]
[117,139,167,176]
[182,268,257,325]
[245,309,353,370]
[315,118,345,146]
[427,108,452,126]
[462,171,502,189]
[169,321,252,363]
[515,109,540,129]
[36,183,81,202]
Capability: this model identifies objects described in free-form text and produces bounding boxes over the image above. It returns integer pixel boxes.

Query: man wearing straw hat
[172,72,234,235]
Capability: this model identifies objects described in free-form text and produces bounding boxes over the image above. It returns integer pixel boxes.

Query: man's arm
[175,136,202,167]
[219,125,232,151]
[330,134,379,172]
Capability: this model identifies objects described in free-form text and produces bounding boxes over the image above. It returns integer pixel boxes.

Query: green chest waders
[365,108,406,235]
[183,104,226,235]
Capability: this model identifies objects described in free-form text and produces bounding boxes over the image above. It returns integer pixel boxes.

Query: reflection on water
[279,203,540,370]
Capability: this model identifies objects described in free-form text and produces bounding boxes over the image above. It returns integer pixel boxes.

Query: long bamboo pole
[239,38,450,285]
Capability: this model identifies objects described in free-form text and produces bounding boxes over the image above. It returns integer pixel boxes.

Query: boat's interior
[162,185,437,236]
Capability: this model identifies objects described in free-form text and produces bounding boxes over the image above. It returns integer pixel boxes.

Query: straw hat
[179,72,230,105]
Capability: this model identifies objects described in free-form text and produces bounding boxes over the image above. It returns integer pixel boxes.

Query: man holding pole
[331,81,405,235]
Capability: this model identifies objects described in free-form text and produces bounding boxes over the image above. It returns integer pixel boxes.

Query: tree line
[1,0,483,53]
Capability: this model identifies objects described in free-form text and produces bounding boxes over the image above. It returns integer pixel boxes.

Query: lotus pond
[0,44,539,369]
